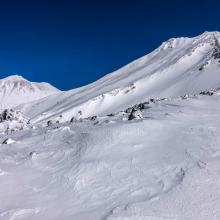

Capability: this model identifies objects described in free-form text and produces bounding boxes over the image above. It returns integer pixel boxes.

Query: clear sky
[0,0,220,90]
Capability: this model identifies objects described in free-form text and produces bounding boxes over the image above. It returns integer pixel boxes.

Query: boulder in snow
[2,138,15,144]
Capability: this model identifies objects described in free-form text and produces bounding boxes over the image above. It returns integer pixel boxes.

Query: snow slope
[0,75,60,109]
[19,31,220,123]
[1,91,220,219]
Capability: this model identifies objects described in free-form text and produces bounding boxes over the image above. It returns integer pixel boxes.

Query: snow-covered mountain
[2,87,220,220]
[2,32,220,220]
[0,75,60,109]
[18,31,220,123]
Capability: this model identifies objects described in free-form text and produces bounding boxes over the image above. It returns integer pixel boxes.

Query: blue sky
[0,0,219,90]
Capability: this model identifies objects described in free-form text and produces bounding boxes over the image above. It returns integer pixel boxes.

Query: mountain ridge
[14,31,220,123]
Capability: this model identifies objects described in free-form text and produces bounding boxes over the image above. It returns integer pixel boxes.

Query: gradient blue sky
[0,0,219,90]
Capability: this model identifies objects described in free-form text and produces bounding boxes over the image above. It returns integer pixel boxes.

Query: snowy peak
[1,74,25,81]
[160,31,220,49]
[197,31,220,40]
[0,75,58,93]
[0,75,28,88]
[0,75,60,109]
[158,32,220,62]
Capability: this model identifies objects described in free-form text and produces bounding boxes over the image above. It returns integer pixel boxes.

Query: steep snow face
[19,31,220,123]
[0,75,60,109]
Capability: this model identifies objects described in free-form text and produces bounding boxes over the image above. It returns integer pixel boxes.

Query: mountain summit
[0,75,60,109]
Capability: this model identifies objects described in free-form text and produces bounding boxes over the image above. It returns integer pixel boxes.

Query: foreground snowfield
[1,92,220,219]
[2,31,220,219]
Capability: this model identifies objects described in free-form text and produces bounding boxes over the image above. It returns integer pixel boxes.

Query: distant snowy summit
[0,75,60,109]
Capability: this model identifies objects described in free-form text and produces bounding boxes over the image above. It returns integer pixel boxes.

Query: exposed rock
[107,113,115,117]
[199,66,204,71]
[0,109,29,133]
[29,151,37,158]
[47,120,53,126]
[0,109,28,123]
[213,47,220,59]
[70,117,76,123]
[88,116,97,121]
[125,103,145,114]
[200,91,214,96]
[2,138,15,144]
[128,109,143,121]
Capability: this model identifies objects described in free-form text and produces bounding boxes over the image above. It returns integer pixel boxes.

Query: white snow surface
[2,93,220,220]
[0,75,60,109]
[1,31,220,219]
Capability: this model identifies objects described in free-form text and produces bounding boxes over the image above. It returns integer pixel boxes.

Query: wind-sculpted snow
[1,92,220,219]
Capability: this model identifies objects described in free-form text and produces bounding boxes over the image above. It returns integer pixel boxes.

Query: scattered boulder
[47,120,53,126]
[125,103,145,114]
[70,117,76,123]
[0,109,29,133]
[88,116,97,121]
[29,151,37,158]
[136,103,145,110]
[199,91,214,96]
[159,98,168,101]
[77,110,82,118]
[0,109,28,123]
[47,115,63,126]
[70,115,85,123]
[124,103,145,121]
[2,138,15,144]
[125,107,133,114]
[56,115,62,123]
[107,113,115,117]
[213,47,220,59]
[128,109,143,121]
[181,94,189,99]
[198,66,204,71]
